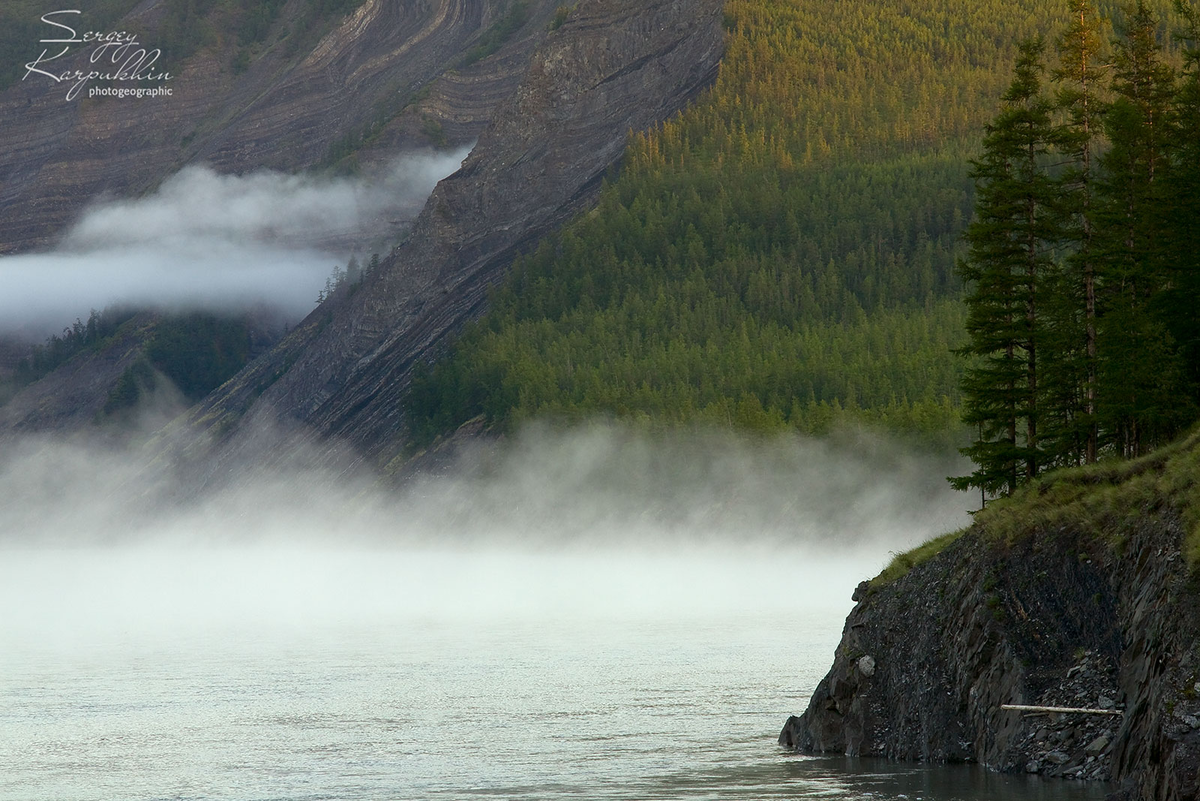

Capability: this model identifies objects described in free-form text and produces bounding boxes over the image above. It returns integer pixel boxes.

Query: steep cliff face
[0,0,561,253]
[780,433,1200,800]
[175,0,725,476]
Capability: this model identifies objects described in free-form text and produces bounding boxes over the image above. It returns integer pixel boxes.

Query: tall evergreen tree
[1045,0,1108,466]
[1161,0,1200,390]
[1093,0,1186,457]
[953,40,1061,497]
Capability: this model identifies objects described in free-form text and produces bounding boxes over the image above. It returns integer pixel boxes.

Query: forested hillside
[406,0,1176,444]
[0,308,262,413]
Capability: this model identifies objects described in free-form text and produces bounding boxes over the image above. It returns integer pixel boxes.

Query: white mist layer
[0,423,972,653]
[0,548,867,653]
[62,152,470,251]
[0,149,470,336]
[401,424,970,547]
[2,242,334,328]
[0,423,971,550]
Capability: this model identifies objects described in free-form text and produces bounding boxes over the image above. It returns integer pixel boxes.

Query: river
[0,547,1108,800]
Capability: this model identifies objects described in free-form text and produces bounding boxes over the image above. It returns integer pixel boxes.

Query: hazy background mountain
[0,0,586,435]
[0,0,1187,478]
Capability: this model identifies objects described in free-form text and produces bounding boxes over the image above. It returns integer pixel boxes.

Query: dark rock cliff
[172,0,725,478]
[780,434,1200,800]
[0,0,561,253]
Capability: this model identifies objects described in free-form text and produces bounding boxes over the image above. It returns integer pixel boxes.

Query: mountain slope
[400,0,1186,444]
[397,0,1063,441]
[168,0,726,477]
[1,0,575,437]
[0,0,562,253]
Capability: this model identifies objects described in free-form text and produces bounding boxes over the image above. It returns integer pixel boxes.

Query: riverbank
[781,430,1200,800]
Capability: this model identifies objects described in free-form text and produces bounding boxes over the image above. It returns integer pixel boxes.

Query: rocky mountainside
[2,0,722,459]
[0,0,562,254]
[0,309,285,436]
[780,431,1200,800]
[168,0,725,479]
[0,0,558,435]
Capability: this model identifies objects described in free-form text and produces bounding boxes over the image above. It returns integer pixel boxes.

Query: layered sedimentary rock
[781,437,1200,800]
[177,0,725,476]
[0,0,560,253]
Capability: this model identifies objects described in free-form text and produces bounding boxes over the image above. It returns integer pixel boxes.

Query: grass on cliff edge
[876,426,1200,586]
[876,529,966,586]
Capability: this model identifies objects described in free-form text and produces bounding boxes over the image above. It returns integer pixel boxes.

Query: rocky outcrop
[0,0,561,253]
[780,435,1200,800]
[175,0,725,477]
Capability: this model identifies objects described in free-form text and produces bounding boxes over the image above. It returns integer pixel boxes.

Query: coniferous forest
[954,0,1200,497]
[405,0,1189,448]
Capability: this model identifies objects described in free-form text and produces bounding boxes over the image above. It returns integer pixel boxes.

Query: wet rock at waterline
[779,444,1200,800]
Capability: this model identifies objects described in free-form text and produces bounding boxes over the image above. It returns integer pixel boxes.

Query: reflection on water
[0,549,1109,801]
[760,758,1107,800]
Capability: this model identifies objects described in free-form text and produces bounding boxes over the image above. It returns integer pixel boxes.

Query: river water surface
[0,548,1109,801]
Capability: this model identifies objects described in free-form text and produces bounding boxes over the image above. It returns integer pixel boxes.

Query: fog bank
[0,422,970,552]
[0,548,870,650]
[0,422,972,651]
[0,149,470,337]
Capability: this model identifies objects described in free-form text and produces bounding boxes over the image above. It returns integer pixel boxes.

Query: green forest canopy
[407,0,1181,445]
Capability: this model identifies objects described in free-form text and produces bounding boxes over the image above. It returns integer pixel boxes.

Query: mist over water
[0,424,964,683]
[0,422,969,550]
[0,149,470,337]
[0,425,1103,800]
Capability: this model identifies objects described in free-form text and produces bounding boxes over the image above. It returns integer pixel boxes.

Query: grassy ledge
[974,427,1200,564]
[876,426,1200,590]
[875,529,966,586]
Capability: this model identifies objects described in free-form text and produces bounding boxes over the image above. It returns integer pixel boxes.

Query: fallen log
[1000,704,1122,716]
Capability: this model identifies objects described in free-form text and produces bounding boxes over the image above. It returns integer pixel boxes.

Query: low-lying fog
[0,148,471,338]
[0,423,971,651]
[1,423,977,801]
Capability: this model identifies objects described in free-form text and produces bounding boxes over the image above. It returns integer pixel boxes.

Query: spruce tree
[1045,0,1107,466]
[1161,0,1200,391]
[1093,1,1186,457]
[953,40,1061,497]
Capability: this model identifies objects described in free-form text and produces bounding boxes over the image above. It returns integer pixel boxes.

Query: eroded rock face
[0,0,561,253]
[2,0,723,456]
[779,512,1200,800]
[178,0,725,475]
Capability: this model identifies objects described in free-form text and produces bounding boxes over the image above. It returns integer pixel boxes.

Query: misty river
[0,428,1108,799]
[0,548,1109,801]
